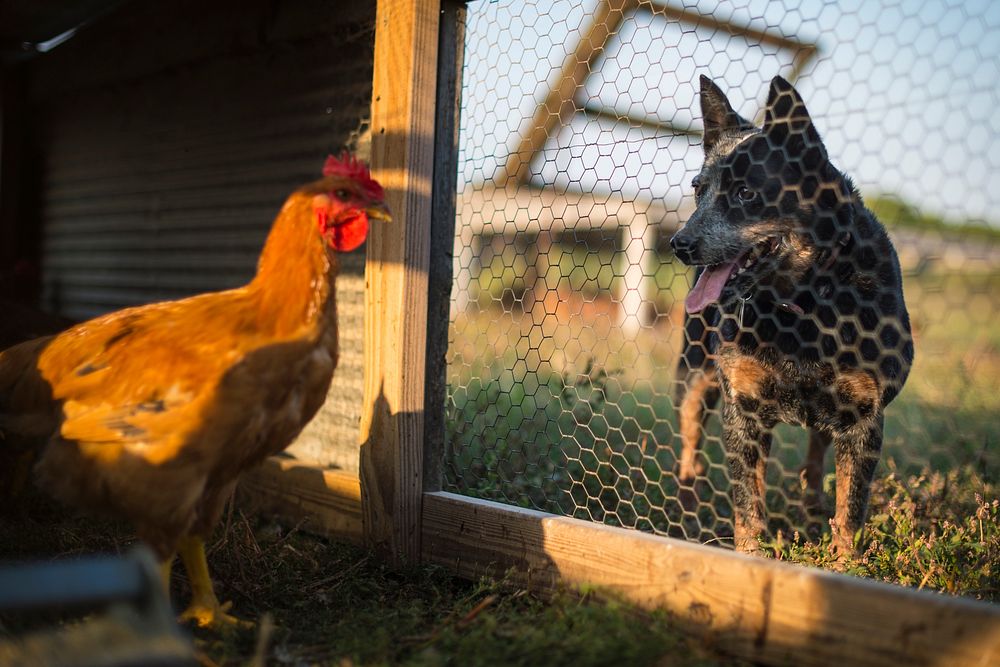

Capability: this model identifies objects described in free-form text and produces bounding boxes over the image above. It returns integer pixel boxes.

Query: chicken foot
[175,536,252,630]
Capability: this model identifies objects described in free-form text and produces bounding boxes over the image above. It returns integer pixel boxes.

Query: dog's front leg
[831,414,884,557]
[723,400,772,554]
[801,429,831,515]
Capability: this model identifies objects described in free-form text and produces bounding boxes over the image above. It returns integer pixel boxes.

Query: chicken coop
[2,0,999,665]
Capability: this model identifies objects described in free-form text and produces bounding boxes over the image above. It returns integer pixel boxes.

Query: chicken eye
[734,185,757,203]
[335,189,350,200]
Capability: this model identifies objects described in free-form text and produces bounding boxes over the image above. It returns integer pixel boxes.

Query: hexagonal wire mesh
[444,0,1000,552]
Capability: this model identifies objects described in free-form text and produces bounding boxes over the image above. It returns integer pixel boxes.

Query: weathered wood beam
[499,0,630,186]
[239,457,362,543]
[361,0,441,564]
[423,491,1000,667]
[642,0,818,56]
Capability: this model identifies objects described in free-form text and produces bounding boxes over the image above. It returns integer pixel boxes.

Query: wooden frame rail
[423,492,1000,667]
[239,457,362,543]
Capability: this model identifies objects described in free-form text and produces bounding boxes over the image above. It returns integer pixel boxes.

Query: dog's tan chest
[718,346,881,429]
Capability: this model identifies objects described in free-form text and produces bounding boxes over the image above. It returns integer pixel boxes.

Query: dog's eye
[691,176,704,197]
[735,186,757,203]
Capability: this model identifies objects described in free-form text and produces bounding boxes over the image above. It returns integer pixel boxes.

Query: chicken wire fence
[443,0,1000,549]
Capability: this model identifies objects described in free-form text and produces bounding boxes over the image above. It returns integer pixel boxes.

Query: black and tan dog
[671,75,913,556]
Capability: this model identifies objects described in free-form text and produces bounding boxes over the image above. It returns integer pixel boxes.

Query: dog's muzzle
[670,232,699,265]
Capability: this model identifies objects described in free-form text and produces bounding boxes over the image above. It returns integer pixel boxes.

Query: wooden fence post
[423,0,467,494]
[361,0,441,564]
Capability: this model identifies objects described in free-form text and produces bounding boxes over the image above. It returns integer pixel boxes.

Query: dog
[670,75,913,556]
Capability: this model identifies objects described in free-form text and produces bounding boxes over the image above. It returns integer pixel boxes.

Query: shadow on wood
[238,456,362,543]
[360,384,422,562]
[422,491,1000,667]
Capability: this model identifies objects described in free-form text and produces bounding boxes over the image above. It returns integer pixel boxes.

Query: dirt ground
[0,497,747,667]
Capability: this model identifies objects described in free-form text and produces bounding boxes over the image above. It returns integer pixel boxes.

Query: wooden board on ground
[423,490,1000,667]
[239,457,362,544]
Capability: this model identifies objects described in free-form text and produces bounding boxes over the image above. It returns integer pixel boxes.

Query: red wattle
[330,212,369,252]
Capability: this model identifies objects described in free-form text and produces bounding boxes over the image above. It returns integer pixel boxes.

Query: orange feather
[0,158,390,558]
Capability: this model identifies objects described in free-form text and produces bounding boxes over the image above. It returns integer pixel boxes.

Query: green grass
[770,464,999,600]
[446,257,1000,598]
[0,505,746,666]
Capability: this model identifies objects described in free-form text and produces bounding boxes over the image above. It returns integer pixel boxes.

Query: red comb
[323,152,384,200]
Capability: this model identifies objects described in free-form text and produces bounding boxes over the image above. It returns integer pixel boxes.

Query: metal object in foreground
[0,546,196,667]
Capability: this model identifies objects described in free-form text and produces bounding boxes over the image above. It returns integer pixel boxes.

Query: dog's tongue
[685,257,740,314]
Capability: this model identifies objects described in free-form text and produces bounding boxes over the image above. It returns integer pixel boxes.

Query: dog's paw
[828,521,862,565]
[733,535,768,557]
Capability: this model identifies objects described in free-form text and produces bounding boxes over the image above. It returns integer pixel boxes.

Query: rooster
[0,154,390,628]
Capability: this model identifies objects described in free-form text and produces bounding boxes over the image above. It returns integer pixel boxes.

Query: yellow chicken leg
[176,536,250,630]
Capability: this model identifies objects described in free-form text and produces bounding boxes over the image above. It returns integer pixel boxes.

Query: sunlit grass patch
[447,259,1000,596]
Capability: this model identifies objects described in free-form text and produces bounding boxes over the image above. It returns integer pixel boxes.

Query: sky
[457,0,1000,225]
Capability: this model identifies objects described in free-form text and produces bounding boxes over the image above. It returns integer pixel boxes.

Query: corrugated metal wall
[24,0,375,471]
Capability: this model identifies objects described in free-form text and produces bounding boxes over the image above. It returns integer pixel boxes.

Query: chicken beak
[365,203,393,223]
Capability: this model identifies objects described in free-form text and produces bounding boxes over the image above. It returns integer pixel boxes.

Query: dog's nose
[670,233,698,264]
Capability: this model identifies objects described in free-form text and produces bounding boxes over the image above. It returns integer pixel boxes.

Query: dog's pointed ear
[763,76,827,162]
[700,75,753,153]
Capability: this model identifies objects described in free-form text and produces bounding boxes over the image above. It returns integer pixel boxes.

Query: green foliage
[445,358,718,536]
[768,464,999,601]
[867,194,1000,242]
[448,257,1000,598]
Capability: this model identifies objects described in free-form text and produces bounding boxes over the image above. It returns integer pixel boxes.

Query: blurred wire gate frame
[244,1,1000,665]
